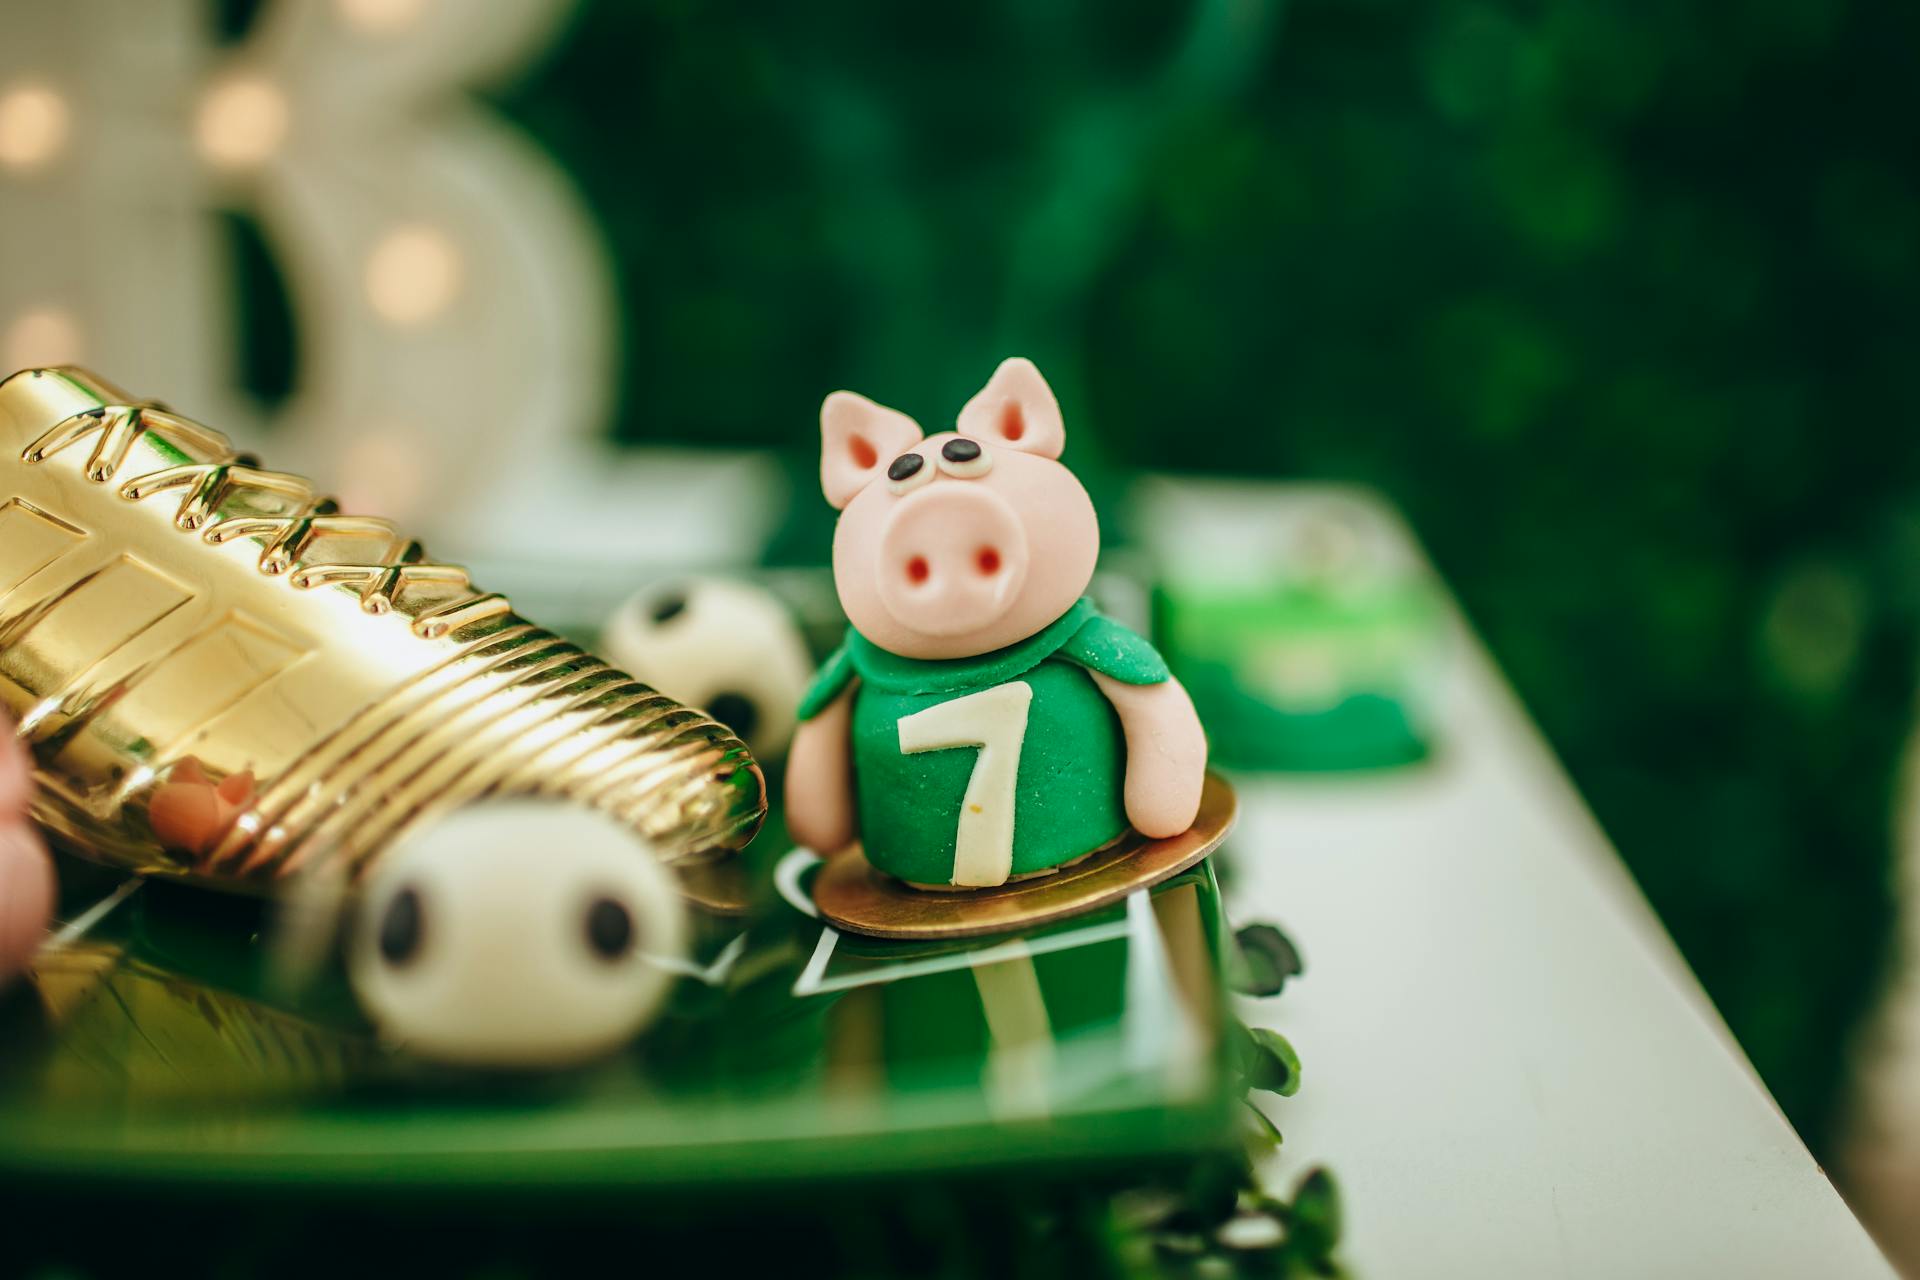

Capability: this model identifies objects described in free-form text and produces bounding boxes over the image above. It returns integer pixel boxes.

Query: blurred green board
[0,845,1238,1195]
[1157,581,1442,772]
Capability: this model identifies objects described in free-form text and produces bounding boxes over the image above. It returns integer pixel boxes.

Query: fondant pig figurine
[787,358,1207,888]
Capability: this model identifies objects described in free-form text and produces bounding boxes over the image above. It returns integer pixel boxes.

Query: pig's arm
[1089,672,1207,839]
[785,681,859,854]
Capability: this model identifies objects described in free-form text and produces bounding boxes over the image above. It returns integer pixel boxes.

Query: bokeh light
[2,308,84,370]
[0,83,70,172]
[337,428,427,516]
[335,0,432,34]
[196,75,289,170]
[364,225,463,327]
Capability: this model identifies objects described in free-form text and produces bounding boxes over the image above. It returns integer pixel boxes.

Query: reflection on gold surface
[805,865,1228,1115]
[26,942,372,1101]
[970,945,1056,1119]
[1151,880,1221,1046]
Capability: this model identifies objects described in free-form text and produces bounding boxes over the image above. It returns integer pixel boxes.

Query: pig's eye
[887,452,933,495]
[937,438,993,480]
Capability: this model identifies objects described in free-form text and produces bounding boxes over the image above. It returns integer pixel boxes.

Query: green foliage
[1233,1023,1304,1098]
[1231,923,1307,997]
[499,0,1920,1155]
[1287,1168,1342,1262]
[1240,1098,1286,1152]
[1118,1161,1348,1279]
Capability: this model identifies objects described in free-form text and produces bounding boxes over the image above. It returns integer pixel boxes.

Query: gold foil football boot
[1,367,768,1065]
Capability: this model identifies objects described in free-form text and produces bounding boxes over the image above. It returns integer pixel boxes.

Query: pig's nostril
[975,547,1002,576]
[907,556,930,585]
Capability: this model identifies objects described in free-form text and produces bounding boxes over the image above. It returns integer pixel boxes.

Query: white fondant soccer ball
[600,576,814,763]
[348,800,688,1068]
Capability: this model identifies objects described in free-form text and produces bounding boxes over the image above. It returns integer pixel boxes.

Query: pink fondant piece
[819,390,924,511]
[873,470,1031,640]
[0,725,31,818]
[0,718,52,982]
[786,681,859,854]
[1088,671,1208,838]
[0,821,52,982]
[217,768,257,806]
[149,758,255,859]
[830,428,1099,661]
[0,823,53,981]
[956,356,1066,460]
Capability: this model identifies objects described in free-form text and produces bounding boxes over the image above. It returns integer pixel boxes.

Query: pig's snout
[876,483,1029,638]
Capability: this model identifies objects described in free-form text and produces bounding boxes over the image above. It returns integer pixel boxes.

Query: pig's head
[820,358,1099,661]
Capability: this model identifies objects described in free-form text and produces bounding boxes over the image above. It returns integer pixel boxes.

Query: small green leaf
[1288,1167,1343,1258]
[1152,1232,1208,1259]
[1184,1152,1255,1227]
[1231,923,1305,996]
[1239,1100,1285,1150]
[1111,1188,1183,1234]
[1242,1027,1302,1097]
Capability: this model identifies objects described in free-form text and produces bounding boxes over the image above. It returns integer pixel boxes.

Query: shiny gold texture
[812,772,1237,940]
[0,367,764,888]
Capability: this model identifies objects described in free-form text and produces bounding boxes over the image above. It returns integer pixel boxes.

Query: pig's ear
[957,357,1065,460]
[820,391,923,510]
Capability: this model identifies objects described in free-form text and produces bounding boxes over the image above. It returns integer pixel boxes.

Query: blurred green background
[227,0,1920,1159]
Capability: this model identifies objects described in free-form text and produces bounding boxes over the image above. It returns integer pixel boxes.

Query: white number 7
[898,681,1034,887]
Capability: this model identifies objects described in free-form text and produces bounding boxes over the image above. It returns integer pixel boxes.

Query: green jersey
[797,599,1173,887]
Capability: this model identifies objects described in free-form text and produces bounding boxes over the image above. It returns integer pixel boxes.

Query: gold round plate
[812,772,1237,940]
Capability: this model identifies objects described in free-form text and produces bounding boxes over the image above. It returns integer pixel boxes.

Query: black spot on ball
[379,887,423,966]
[941,437,982,463]
[650,592,689,625]
[887,452,924,482]
[707,691,760,743]
[586,897,634,960]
